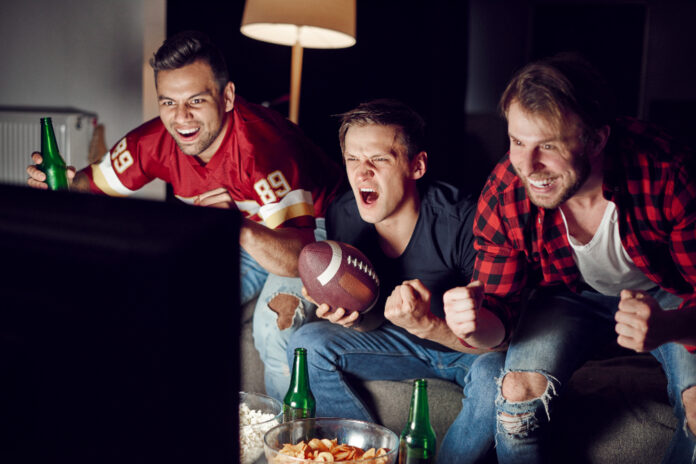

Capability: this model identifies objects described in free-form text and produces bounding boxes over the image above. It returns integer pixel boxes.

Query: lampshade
[240,0,356,49]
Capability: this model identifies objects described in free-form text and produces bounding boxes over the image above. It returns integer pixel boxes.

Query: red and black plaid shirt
[473,117,696,352]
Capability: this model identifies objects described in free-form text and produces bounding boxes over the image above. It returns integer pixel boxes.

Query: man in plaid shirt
[444,54,696,462]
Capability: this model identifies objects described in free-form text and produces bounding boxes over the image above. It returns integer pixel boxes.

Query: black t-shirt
[326,181,477,321]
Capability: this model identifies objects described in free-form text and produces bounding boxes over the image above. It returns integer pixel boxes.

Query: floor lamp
[240,0,356,124]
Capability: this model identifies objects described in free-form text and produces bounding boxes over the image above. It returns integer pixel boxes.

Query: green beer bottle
[39,117,69,190]
[399,379,437,464]
[282,347,316,421]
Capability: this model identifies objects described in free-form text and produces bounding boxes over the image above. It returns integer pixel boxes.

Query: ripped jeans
[251,219,325,400]
[495,286,696,464]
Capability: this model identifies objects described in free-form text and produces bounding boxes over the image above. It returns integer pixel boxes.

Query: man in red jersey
[27,31,344,367]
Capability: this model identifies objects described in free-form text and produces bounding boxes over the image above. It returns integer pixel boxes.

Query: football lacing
[347,255,380,285]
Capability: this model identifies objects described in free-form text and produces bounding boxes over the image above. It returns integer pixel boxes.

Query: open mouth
[527,177,556,190]
[360,188,378,205]
[176,127,200,141]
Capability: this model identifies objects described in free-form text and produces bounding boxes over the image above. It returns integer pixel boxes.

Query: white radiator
[0,107,97,186]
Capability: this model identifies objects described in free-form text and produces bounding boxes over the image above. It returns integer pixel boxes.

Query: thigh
[652,342,696,403]
[431,347,489,388]
[239,248,269,305]
[647,288,696,399]
[505,287,617,384]
[295,322,464,382]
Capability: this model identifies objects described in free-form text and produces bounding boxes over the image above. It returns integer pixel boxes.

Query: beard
[524,152,591,210]
[175,126,221,156]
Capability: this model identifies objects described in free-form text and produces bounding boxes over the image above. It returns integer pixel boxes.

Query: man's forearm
[239,218,315,277]
[70,170,92,193]
[413,315,497,354]
[460,306,506,350]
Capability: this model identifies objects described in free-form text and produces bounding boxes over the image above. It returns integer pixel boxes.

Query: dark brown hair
[500,53,616,136]
[149,30,229,93]
[337,99,426,160]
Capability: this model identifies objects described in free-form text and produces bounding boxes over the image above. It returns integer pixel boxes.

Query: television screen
[0,184,240,464]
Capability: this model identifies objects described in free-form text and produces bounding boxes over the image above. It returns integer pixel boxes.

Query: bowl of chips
[239,392,284,464]
[263,418,398,463]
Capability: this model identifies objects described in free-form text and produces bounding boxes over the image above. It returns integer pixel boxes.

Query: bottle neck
[289,349,310,392]
[407,380,430,428]
[40,118,64,165]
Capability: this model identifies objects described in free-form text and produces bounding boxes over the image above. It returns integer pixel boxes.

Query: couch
[239,298,678,463]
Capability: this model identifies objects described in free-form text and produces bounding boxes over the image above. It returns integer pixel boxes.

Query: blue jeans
[495,286,696,464]
[240,248,269,305]
[287,321,504,463]
[251,219,325,400]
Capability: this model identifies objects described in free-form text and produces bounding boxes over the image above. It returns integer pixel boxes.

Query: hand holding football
[298,240,379,313]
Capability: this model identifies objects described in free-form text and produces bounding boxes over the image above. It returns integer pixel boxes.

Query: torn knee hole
[501,371,548,402]
[268,293,300,330]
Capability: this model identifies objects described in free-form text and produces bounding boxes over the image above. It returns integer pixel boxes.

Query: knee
[501,371,548,402]
[255,275,307,331]
[496,371,556,439]
[268,293,301,330]
[253,290,303,344]
[683,385,696,435]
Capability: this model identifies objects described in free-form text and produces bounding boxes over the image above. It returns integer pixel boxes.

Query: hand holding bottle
[26,118,77,190]
[27,152,77,190]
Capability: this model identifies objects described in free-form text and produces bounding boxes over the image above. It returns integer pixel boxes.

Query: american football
[298,240,379,313]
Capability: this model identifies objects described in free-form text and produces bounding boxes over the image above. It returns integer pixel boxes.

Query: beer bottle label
[398,441,435,464]
[282,405,313,422]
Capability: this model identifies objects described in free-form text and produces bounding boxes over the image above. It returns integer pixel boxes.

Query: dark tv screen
[0,184,241,464]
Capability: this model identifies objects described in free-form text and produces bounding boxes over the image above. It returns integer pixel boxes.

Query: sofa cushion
[240,299,265,395]
[549,355,675,463]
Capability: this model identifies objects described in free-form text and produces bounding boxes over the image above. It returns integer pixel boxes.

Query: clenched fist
[615,289,673,352]
[443,281,484,339]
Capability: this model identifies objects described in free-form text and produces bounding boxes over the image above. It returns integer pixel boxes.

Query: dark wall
[530,3,646,117]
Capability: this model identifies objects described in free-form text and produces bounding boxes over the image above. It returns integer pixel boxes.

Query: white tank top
[559,201,655,296]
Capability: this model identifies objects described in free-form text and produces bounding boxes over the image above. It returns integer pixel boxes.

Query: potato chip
[274,437,390,463]
[316,451,335,461]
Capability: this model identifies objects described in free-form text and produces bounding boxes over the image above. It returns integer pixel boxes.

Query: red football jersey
[84,97,344,230]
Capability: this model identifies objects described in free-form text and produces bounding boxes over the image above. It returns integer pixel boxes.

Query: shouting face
[343,124,425,226]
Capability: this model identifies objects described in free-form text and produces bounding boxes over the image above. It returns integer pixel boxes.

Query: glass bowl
[239,391,284,464]
[264,418,399,463]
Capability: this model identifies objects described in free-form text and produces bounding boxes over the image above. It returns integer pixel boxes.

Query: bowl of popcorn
[263,418,398,463]
[240,391,284,464]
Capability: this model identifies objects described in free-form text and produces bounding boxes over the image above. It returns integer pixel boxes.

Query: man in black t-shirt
[286,100,504,463]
